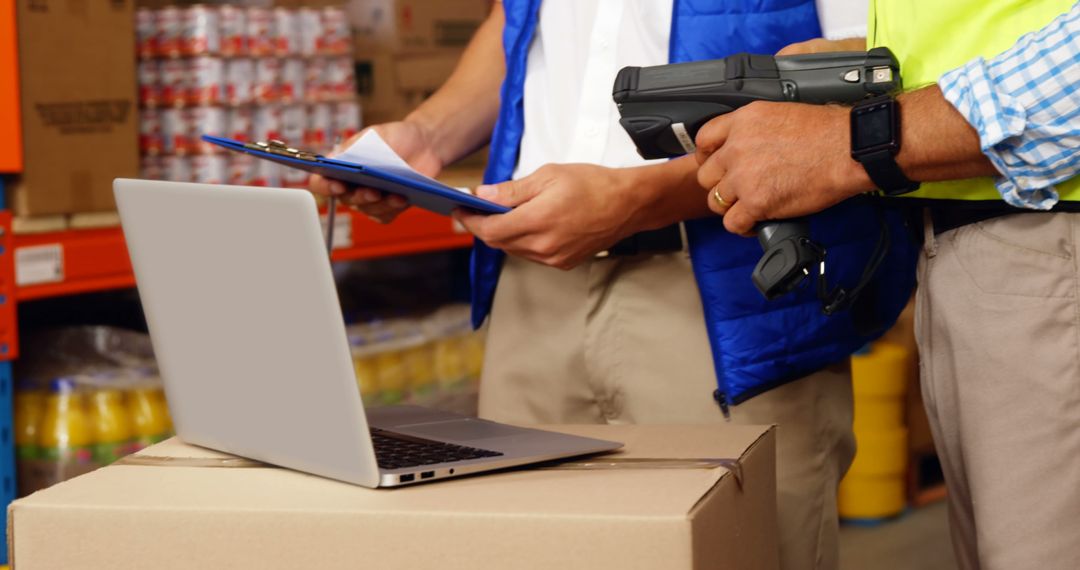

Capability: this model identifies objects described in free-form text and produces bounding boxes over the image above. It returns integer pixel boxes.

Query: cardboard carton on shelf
[12,0,138,216]
[9,424,780,570]
[352,48,490,168]
[352,49,452,112]
[354,51,423,123]
[348,0,489,148]
[437,164,485,190]
[349,0,490,56]
[354,49,468,124]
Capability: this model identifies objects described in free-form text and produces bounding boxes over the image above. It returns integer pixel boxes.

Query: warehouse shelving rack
[0,3,475,560]
[0,0,21,563]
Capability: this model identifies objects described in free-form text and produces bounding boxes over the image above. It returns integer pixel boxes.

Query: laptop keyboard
[371,428,504,470]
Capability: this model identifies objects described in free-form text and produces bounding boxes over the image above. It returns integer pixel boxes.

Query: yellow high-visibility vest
[869,0,1080,204]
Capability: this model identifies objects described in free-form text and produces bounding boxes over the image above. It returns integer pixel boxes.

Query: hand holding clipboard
[201,132,509,217]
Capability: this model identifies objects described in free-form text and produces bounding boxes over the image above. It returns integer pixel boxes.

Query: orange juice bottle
[88,388,133,465]
[38,378,93,467]
[134,369,173,434]
[14,389,44,460]
[463,329,486,385]
[152,388,174,434]
[129,387,170,451]
[375,348,408,404]
[351,337,380,403]
[403,341,436,396]
[148,389,171,437]
[433,335,466,389]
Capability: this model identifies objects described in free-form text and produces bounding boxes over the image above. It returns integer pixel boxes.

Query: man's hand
[307,2,507,223]
[694,85,998,235]
[776,37,866,56]
[452,164,661,270]
[694,101,872,235]
[693,37,872,236]
[308,121,443,224]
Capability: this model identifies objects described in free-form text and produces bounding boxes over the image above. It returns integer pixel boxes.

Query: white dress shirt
[510,0,869,179]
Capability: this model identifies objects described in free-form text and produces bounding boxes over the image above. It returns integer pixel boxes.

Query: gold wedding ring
[711,186,732,209]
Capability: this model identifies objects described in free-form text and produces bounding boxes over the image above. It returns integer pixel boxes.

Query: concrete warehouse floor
[840,501,958,570]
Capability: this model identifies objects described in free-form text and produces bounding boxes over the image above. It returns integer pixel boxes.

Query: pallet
[907,448,948,507]
[69,211,121,230]
[437,166,485,191]
[11,215,67,235]
[12,211,121,235]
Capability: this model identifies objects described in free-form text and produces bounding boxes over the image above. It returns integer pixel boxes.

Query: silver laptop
[114,179,622,487]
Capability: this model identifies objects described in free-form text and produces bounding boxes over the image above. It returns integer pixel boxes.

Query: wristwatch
[850,95,920,196]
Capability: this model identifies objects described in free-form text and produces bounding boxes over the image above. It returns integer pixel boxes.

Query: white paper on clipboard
[335,131,474,196]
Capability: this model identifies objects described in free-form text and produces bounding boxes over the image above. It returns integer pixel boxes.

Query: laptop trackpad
[397,419,525,442]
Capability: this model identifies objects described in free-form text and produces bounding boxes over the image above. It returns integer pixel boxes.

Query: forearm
[832,37,866,51]
[778,36,997,191]
[624,156,711,231]
[833,84,999,195]
[896,86,998,182]
[405,3,506,166]
[776,37,865,56]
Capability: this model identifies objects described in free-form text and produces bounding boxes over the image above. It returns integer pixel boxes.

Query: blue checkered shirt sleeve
[938,3,1080,210]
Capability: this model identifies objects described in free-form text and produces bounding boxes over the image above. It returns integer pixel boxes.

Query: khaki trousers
[916,212,1080,570]
[479,253,855,570]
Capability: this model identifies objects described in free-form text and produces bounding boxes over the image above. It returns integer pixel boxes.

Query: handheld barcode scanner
[613,48,901,308]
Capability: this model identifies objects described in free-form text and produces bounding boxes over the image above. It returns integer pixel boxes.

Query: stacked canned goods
[137,4,362,188]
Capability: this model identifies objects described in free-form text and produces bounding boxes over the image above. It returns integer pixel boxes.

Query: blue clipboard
[201,135,509,216]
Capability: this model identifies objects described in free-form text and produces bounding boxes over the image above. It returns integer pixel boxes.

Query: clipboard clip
[242,138,336,253]
[244,139,320,162]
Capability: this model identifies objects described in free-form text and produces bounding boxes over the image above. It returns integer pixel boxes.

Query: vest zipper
[713,389,731,420]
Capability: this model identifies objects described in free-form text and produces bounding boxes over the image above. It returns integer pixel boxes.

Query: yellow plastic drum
[839,427,909,520]
[850,342,911,431]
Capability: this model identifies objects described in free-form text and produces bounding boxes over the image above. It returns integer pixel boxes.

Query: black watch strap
[856,149,920,196]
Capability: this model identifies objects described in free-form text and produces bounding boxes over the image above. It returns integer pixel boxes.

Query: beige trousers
[479,252,855,570]
[916,212,1080,570]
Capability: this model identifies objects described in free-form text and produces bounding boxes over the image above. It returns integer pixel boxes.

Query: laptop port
[420,471,435,480]
[399,473,415,483]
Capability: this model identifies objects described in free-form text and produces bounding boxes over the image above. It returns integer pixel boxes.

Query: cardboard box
[355,52,414,122]
[13,0,138,216]
[394,50,464,92]
[349,0,489,56]
[349,1,484,128]
[356,50,464,123]
[9,424,779,570]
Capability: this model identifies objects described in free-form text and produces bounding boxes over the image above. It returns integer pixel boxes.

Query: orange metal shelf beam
[14,227,135,302]
[332,233,473,263]
[332,206,474,261]
[0,0,23,173]
[12,208,473,303]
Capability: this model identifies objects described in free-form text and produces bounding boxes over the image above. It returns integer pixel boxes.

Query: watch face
[852,102,897,153]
